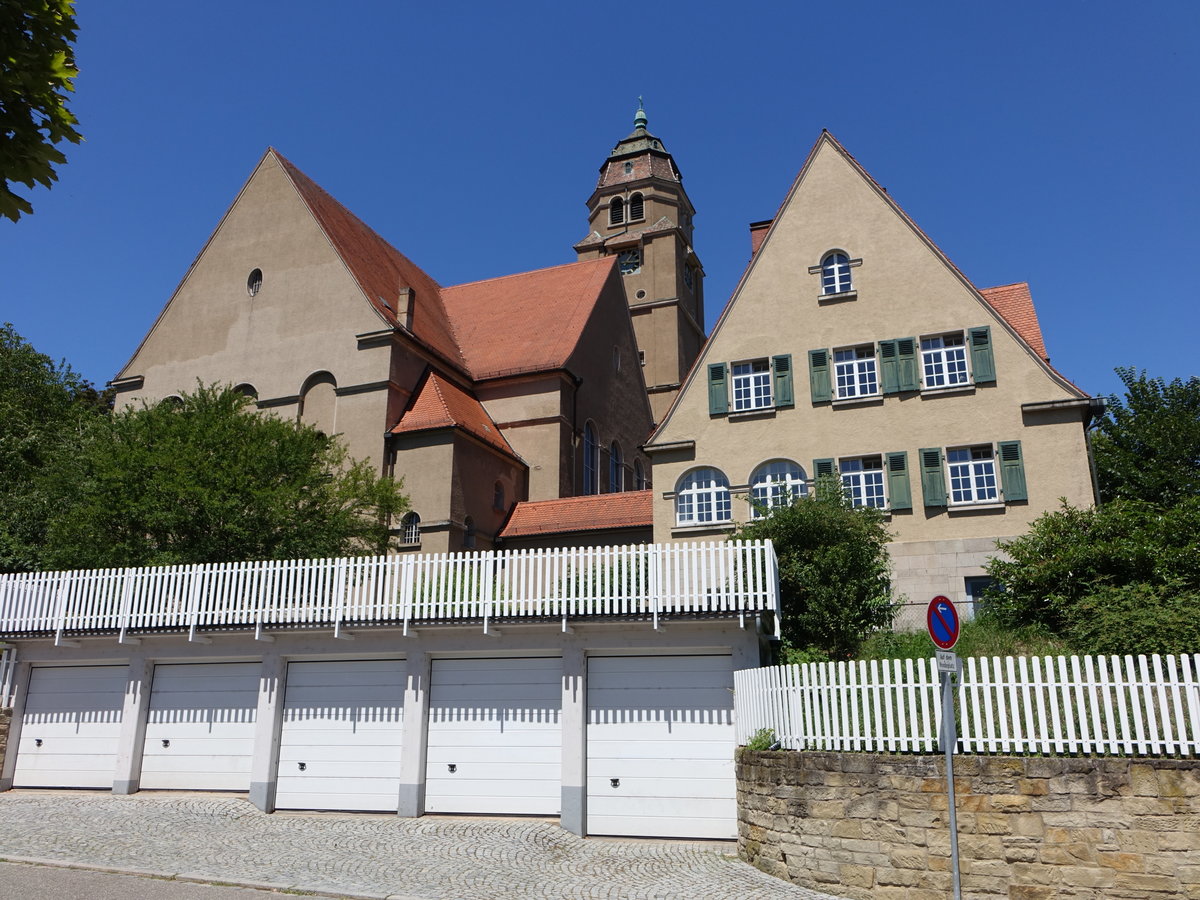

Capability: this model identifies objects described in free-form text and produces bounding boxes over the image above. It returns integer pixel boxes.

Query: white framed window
[609,441,623,492]
[732,359,772,411]
[921,333,969,389]
[834,345,879,399]
[947,446,998,504]
[401,511,420,544]
[840,456,886,509]
[675,467,732,526]
[583,423,599,495]
[618,249,642,275]
[750,460,808,518]
[821,252,852,295]
[609,197,625,226]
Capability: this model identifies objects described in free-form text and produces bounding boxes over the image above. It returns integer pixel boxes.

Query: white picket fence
[735,653,1200,757]
[0,540,778,641]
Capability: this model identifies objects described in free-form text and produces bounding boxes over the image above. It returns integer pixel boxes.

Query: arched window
[299,372,337,435]
[821,251,852,295]
[493,481,505,511]
[583,423,599,495]
[463,516,476,550]
[609,196,625,226]
[750,460,808,518]
[634,458,647,490]
[233,383,258,403]
[401,511,420,544]
[609,441,623,493]
[675,467,732,526]
[628,192,644,222]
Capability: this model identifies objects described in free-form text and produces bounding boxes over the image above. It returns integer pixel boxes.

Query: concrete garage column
[397,650,429,818]
[560,645,586,836]
[0,660,32,791]
[248,652,286,812]
[112,654,153,794]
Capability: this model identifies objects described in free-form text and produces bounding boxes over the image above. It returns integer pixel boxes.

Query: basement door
[12,665,127,789]
[586,654,736,839]
[424,657,561,815]
[139,662,259,791]
[274,659,405,812]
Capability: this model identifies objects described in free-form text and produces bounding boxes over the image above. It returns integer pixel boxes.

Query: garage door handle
[610,778,620,789]
[34,739,42,747]
[162,739,170,748]
[448,764,457,773]
[298,762,306,772]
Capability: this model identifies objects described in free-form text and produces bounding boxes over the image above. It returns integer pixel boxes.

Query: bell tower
[575,101,705,423]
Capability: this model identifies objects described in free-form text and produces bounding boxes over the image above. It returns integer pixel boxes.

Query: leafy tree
[1093,367,1200,507]
[42,385,409,569]
[1,0,82,221]
[733,477,897,659]
[0,322,104,571]
[984,497,1200,654]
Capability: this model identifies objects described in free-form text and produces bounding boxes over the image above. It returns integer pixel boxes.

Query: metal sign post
[928,596,962,900]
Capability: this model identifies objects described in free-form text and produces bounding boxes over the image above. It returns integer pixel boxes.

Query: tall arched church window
[583,423,600,495]
[634,459,647,490]
[628,192,644,222]
[609,441,623,493]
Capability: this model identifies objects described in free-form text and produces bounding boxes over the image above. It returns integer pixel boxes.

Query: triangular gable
[650,131,1085,441]
[392,370,521,461]
[441,257,617,380]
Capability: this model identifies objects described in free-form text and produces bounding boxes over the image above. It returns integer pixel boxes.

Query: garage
[425,657,561,815]
[274,659,405,812]
[140,662,259,791]
[586,654,736,839]
[12,665,127,789]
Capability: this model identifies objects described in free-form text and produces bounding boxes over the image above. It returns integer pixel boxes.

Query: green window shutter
[897,337,919,391]
[969,326,996,383]
[771,354,794,407]
[879,340,899,394]
[920,447,947,507]
[998,440,1027,501]
[707,363,728,415]
[813,457,835,478]
[886,451,912,510]
[808,349,831,403]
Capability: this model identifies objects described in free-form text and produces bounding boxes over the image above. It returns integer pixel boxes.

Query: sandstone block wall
[737,749,1200,900]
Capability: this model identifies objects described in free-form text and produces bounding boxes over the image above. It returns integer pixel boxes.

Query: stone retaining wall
[737,749,1200,900]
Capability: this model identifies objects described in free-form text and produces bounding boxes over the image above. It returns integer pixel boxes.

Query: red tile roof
[979,282,1048,361]
[500,491,653,538]
[441,257,617,380]
[391,371,518,459]
[273,150,467,372]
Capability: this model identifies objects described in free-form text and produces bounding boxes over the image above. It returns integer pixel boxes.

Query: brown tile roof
[441,257,617,380]
[979,282,1047,361]
[273,150,467,372]
[500,491,653,538]
[391,371,518,459]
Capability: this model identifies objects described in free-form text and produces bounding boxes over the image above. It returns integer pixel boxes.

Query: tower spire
[634,97,647,131]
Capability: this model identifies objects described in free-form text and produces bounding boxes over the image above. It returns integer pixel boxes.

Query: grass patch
[857,618,1071,661]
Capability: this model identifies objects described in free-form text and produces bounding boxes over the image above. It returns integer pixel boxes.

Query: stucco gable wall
[118,154,392,407]
[650,139,1092,546]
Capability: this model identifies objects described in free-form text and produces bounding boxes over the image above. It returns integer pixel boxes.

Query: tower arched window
[609,196,625,226]
[675,467,732,526]
[749,460,808,518]
[583,423,599,495]
[609,441,623,493]
[401,511,421,544]
[821,251,852,295]
[628,192,644,222]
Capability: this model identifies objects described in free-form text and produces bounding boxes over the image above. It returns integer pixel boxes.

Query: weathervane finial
[634,97,648,130]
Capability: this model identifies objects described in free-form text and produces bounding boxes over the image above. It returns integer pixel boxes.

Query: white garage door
[587,655,736,839]
[13,665,127,789]
[275,659,405,812]
[425,657,561,815]
[140,662,259,791]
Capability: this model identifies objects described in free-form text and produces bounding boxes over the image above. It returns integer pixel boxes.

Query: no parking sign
[926,595,960,650]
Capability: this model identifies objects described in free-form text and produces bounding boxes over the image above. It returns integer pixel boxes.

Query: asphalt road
[0,860,313,900]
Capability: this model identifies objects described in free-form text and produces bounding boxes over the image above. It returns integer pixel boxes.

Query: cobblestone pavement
[0,792,843,900]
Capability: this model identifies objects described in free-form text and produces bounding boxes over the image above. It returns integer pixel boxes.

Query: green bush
[1068,582,1200,656]
[855,619,1069,661]
[742,727,776,751]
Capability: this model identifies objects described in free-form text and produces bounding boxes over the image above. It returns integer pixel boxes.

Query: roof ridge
[445,255,612,291]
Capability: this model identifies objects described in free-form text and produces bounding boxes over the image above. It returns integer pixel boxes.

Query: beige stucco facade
[647,133,1097,621]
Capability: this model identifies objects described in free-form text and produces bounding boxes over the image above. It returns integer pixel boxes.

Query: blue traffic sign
[927,595,960,650]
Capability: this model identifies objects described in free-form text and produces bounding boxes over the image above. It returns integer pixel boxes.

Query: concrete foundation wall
[737,749,1200,900]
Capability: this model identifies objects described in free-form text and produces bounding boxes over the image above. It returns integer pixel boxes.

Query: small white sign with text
[936,650,960,674]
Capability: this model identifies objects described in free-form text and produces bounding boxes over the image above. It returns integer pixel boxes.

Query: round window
[247,268,263,297]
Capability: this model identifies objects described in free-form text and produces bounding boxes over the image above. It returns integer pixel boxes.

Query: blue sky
[2,1,1197,400]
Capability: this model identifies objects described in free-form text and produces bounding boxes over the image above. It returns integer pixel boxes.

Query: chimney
[396,287,414,331]
[749,219,773,258]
